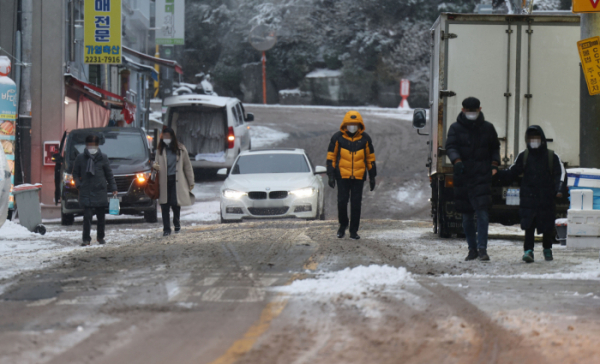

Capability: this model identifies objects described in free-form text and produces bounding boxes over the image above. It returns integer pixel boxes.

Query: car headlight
[136,172,151,183]
[223,189,247,199]
[290,187,315,198]
[63,173,75,186]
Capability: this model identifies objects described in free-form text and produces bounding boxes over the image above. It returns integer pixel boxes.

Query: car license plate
[253,200,283,208]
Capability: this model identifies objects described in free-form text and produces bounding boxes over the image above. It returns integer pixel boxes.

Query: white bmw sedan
[218,149,326,223]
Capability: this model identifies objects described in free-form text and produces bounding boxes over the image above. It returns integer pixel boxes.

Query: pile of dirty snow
[0,220,36,240]
[279,265,413,297]
[249,126,289,148]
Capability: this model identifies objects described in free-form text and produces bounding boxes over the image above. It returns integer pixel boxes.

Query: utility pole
[18,0,32,184]
[580,13,600,168]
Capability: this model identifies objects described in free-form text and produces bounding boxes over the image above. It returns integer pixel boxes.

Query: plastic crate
[567,209,600,249]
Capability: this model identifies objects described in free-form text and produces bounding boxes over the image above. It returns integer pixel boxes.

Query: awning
[123,56,159,81]
[66,74,124,102]
[122,46,183,75]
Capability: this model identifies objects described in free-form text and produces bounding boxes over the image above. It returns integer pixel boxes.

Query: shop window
[89,65,101,87]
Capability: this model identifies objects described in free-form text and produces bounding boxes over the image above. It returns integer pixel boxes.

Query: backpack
[523,148,554,174]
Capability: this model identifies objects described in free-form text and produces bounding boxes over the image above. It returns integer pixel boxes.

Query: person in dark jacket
[497,125,565,263]
[72,135,117,246]
[446,97,501,261]
[326,110,377,240]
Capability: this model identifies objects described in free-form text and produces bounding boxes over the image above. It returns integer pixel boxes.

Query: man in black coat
[72,135,118,246]
[498,125,565,263]
[446,97,501,261]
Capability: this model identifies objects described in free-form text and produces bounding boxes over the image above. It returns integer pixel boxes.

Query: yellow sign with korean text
[573,0,600,13]
[84,0,122,64]
[578,36,600,96]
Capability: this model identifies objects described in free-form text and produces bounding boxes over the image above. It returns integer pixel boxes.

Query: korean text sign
[577,36,600,96]
[84,0,122,64]
[156,0,185,45]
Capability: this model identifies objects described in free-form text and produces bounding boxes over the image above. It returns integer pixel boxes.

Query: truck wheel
[436,179,451,238]
[144,208,158,223]
[61,211,74,226]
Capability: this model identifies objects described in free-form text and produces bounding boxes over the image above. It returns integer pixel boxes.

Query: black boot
[337,226,346,239]
[465,250,478,261]
[478,249,490,261]
[349,232,360,240]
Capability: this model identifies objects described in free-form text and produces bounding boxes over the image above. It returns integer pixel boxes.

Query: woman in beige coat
[153,127,194,236]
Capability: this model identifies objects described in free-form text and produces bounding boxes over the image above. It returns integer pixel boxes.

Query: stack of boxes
[566,169,600,249]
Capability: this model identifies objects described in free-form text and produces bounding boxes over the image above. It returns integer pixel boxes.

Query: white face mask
[347,125,358,133]
[163,139,171,145]
[87,148,98,154]
[529,140,541,149]
[464,112,480,121]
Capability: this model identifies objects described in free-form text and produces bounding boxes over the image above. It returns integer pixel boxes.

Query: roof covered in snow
[305,69,342,79]
[163,94,237,108]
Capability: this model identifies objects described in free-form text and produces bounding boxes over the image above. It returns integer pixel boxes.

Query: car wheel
[61,211,74,226]
[144,207,158,223]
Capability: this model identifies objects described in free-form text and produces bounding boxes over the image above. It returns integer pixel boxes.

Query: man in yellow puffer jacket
[326,110,377,240]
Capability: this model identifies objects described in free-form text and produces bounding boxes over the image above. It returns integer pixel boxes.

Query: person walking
[498,126,565,263]
[326,110,377,240]
[445,97,501,261]
[153,127,195,236]
[72,135,117,246]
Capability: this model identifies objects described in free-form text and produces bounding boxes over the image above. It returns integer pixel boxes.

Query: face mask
[163,139,171,145]
[347,125,358,133]
[87,148,98,154]
[464,112,479,121]
[529,140,541,149]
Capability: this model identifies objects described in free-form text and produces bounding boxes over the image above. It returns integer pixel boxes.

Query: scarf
[84,148,102,175]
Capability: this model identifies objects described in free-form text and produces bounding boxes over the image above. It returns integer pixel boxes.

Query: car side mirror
[52,153,63,163]
[217,168,228,176]
[413,109,427,129]
[314,166,327,174]
[245,113,254,122]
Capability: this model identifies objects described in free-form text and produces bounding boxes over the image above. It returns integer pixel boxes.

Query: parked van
[54,127,156,225]
[163,95,254,173]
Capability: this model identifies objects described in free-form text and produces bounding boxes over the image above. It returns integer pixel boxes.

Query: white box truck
[413,13,580,237]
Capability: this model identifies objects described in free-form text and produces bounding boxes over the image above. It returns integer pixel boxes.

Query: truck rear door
[444,20,518,167]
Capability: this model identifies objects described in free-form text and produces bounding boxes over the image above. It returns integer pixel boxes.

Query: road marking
[198,277,220,286]
[207,298,288,364]
[26,297,57,307]
[199,287,265,302]
[207,272,313,364]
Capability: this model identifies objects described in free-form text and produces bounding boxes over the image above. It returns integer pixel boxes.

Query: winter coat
[72,150,117,208]
[326,111,377,180]
[155,143,195,206]
[497,125,565,233]
[445,112,501,213]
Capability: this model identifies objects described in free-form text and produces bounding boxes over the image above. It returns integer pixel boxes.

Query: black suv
[53,127,157,225]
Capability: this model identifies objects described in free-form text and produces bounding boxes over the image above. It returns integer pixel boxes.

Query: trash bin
[555,218,567,246]
[12,184,45,235]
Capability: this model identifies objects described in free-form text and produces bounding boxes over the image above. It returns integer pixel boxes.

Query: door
[444,21,518,167]
[233,103,248,150]
[54,131,68,203]
[516,23,580,166]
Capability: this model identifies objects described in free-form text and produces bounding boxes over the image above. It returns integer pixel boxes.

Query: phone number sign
[84,0,122,64]
[578,36,600,96]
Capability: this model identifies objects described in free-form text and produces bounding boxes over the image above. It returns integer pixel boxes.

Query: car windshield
[68,133,147,166]
[232,154,310,174]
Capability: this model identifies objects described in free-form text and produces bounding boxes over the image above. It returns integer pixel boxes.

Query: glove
[189,185,194,191]
[491,165,498,176]
[454,161,464,176]
[328,175,336,189]
[152,162,160,171]
[369,178,376,191]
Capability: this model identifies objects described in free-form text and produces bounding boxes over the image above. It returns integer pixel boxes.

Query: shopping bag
[109,197,120,215]
[144,170,160,200]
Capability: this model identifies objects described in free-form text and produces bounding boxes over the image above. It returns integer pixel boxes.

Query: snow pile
[249,126,289,148]
[305,69,342,79]
[395,183,426,206]
[180,201,220,222]
[279,265,413,297]
[0,220,36,240]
